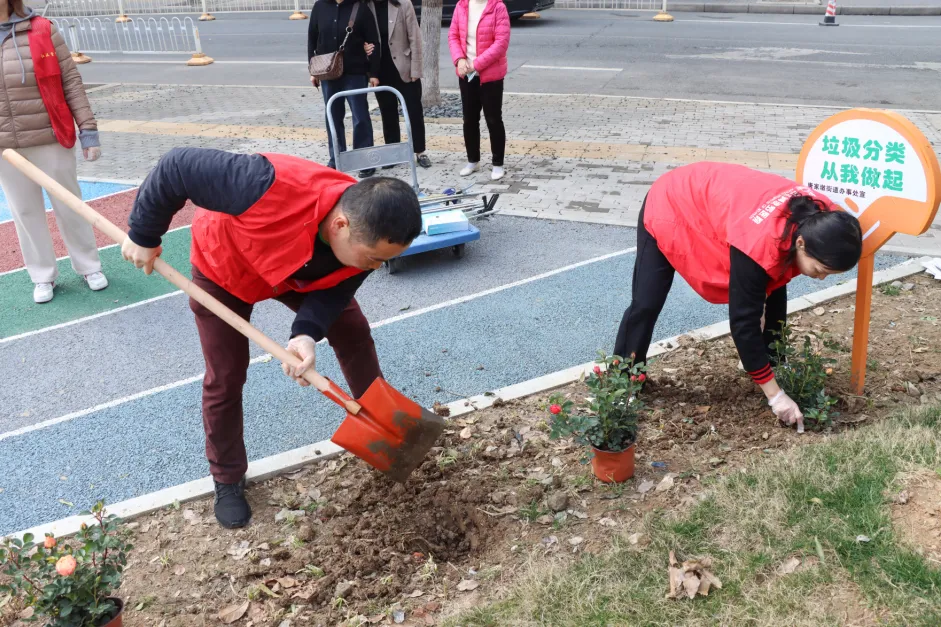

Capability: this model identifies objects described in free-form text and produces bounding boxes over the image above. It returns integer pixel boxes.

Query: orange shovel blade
[330,378,446,482]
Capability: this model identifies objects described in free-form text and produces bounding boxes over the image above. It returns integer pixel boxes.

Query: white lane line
[0,185,134,227]
[0,246,637,440]
[685,19,941,29]
[521,64,623,72]
[0,352,269,442]
[0,291,184,345]
[0,225,189,279]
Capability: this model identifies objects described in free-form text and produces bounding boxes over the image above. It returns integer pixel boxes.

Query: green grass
[446,405,941,626]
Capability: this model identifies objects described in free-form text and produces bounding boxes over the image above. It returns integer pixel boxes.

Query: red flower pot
[99,598,124,627]
[590,444,635,483]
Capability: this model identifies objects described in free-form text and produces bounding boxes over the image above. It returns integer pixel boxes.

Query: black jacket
[127,148,370,342]
[308,0,381,78]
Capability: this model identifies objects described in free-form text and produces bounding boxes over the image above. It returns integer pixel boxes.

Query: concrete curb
[7,256,930,542]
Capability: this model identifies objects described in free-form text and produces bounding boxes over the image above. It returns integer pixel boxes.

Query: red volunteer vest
[644,162,832,304]
[28,17,76,150]
[190,153,363,304]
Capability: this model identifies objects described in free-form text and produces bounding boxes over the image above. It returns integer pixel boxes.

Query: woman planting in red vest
[0,1,105,304]
[614,162,863,433]
[121,147,422,529]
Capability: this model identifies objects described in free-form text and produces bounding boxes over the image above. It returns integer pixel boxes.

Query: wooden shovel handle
[2,149,362,414]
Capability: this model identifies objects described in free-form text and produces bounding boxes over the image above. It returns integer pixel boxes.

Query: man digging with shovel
[121,147,422,529]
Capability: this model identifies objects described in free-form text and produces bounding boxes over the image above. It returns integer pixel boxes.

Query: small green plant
[436,449,459,470]
[518,500,546,523]
[0,501,132,627]
[297,564,325,578]
[770,326,838,430]
[880,284,901,296]
[547,352,645,452]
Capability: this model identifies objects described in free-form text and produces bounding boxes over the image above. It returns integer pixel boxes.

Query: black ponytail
[780,194,862,272]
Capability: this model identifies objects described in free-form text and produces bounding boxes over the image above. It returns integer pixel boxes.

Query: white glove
[83,147,101,162]
[769,390,804,434]
[283,335,316,387]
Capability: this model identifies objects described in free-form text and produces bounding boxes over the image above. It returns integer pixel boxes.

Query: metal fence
[52,16,205,55]
[29,0,305,17]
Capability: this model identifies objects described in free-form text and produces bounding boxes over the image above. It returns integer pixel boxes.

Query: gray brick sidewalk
[78,84,941,255]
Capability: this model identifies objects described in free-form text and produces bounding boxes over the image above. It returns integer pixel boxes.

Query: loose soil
[891,470,941,567]
[3,273,940,627]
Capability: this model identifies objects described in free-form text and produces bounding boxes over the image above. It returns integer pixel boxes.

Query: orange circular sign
[796,108,941,258]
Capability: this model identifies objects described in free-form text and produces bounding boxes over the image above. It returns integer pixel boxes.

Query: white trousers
[0,143,100,284]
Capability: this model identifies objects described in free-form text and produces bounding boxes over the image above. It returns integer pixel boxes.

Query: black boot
[214,477,251,529]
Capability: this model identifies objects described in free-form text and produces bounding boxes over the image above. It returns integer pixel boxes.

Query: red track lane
[0,189,198,274]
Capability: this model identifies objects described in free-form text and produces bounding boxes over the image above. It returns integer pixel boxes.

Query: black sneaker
[358,168,376,178]
[381,164,396,170]
[213,477,251,529]
[416,154,432,169]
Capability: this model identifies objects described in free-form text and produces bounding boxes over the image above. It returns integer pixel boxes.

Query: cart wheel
[452,244,466,259]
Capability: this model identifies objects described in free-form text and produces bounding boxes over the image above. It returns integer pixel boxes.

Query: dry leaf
[694,405,711,415]
[627,532,645,546]
[173,565,186,576]
[813,307,825,316]
[536,514,554,525]
[227,541,251,560]
[701,569,723,590]
[292,588,314,601]
[406,589,425,598]
[656,475,675,493]
[598,517,617,527]
[568,536,584,547]
[277,577,297,589]
[218,601,250,624]
[569,509,588,519]
[777,557,800,575]
[459,427,473,440]
[683,573,701,599]
[457,579,479,592]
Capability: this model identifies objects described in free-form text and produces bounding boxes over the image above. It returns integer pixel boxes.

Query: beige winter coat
[367,0,422,83]
[0,16,97,150]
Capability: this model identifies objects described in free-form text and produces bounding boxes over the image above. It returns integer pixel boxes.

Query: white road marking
[521,64,623,72]
[0,185,134,227]
[0,225,190,279]
[0,246,638,440]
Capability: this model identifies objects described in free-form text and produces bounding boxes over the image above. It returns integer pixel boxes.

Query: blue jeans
[321,74,374,168]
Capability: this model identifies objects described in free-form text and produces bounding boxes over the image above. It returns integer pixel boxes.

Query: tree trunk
[420,0,443,108]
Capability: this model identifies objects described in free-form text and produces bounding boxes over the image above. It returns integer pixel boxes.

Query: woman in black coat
[308,0,381,177]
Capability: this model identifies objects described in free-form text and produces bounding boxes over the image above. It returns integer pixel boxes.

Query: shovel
[3,149,446,482]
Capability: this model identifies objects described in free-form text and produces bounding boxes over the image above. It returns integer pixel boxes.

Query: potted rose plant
[547,353,646,483]
[0,501,131,627]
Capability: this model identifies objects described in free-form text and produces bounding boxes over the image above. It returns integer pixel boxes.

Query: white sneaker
[84,271,109,291]
[491,166,506,181]
[459,162,479,177]
[33,282,54,303]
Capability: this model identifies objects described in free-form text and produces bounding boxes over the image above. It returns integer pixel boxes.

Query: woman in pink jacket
[448,0,510,181]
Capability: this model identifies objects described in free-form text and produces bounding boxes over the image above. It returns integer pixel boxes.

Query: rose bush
[546,352,646,453]
[0,501,131,626]
[770,325,839,430]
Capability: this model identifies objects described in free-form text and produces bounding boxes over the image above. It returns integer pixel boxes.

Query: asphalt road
[72,10,941,109]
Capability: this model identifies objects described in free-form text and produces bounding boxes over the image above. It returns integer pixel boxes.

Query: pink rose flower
[56,555,76,576]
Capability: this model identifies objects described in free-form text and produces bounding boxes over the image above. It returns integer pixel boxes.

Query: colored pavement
[0,209,908,533]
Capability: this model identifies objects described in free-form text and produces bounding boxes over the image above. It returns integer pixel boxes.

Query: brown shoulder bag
[308,2,360,81]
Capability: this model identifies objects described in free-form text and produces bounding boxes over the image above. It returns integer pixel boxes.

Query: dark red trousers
[189,266,382,484]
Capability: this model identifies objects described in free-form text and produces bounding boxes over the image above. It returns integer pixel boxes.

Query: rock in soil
[547,492,569,513]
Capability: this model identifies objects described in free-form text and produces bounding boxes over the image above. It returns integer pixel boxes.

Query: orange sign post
[797,109,941,394]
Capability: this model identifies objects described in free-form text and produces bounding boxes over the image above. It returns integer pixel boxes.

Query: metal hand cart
[326,86,499,275]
